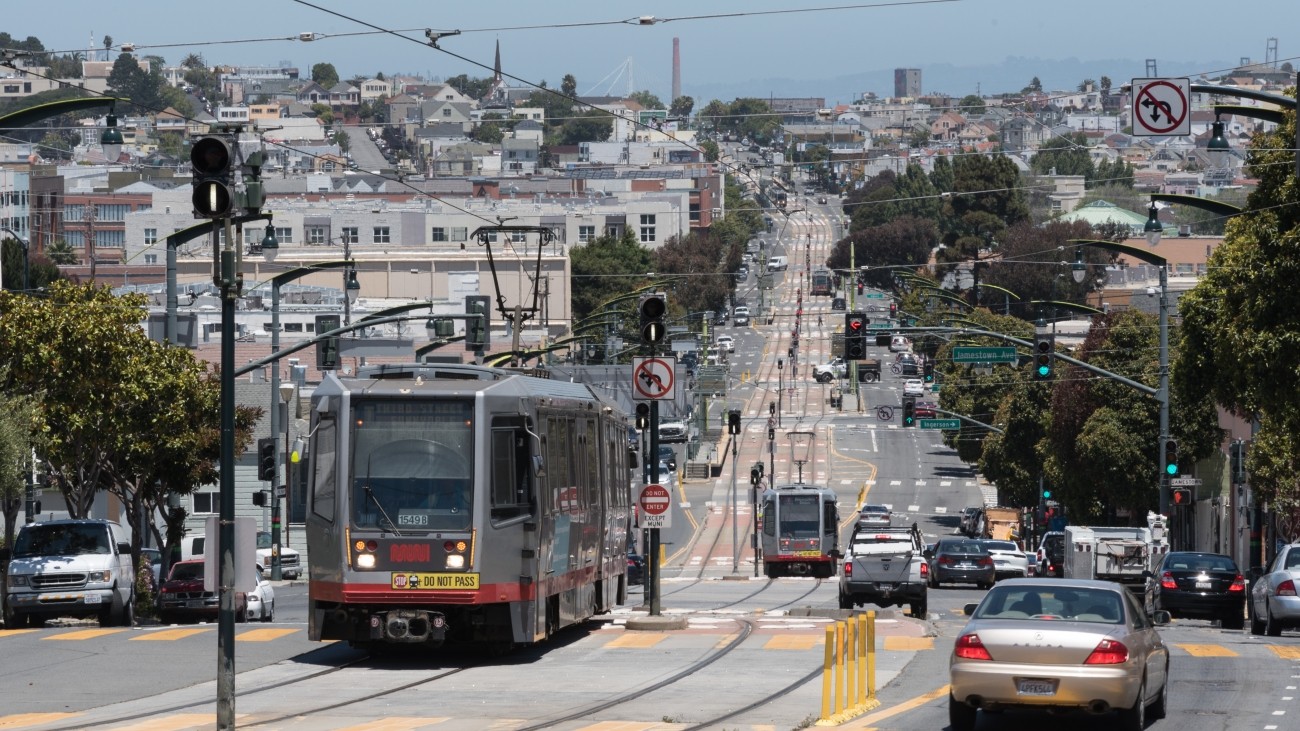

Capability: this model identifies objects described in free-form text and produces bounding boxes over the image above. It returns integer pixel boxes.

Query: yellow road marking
[848,684,950,730]
[132,628,212,641]
[0,713,82,729]
[572,723,669,731]
[0,630,39,638]
[1269,645,1300,660]
[604,633,667,649]
[334,719,449,731]
[883,636,934,651]
[829,429,878,532]
[43,628,126,641]
[764,634,822,650]
[234,628,299,642]
[1175,643,1238,657]
[104,713,219,730]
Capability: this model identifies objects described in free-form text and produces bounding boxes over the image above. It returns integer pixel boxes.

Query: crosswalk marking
[604,633,666,649]
[44,628,125,641]
[883,637,934,651]
[234,628,299,642]
[334,718,450,731]
[764,635,822,650]
[0,713,81,729]
[133,628,211,641]
[573,722,668,731]
[103,713,218,730]
[0,630,39,638]
[1175,643,1239,657]
[1271,646,1300,660]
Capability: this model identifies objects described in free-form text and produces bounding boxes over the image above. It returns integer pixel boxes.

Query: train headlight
[355,553,376,569]
[445,554,465,569]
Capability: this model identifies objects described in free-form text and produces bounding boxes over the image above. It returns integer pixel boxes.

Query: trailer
[1063,513,1169,614]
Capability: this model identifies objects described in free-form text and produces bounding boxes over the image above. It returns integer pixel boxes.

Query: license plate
[1017,679,1057,696]
[186,599,206,608]
[391,572,480,590]
[959,563,975,569]
[1195,581,1212,589]
[83,593,101,605]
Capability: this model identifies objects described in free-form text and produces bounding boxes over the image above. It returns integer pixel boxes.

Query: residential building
[894,68,922,98]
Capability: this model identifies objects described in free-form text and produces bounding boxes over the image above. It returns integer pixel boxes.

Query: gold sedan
[948,578,1171,731]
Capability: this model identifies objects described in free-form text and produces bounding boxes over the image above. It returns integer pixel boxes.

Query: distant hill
[685,56,1240,105]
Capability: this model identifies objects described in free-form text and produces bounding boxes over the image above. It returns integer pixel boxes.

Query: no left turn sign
[632,356,676,401]
[1132,78,1190,137]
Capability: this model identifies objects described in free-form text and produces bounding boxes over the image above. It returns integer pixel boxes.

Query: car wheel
[1149,663,1169,720]
[1266,604,1283,637]
[948,693,976,731]
[263,601,275,623]
[1117,677,1146,731]
[120,591,135,627]
[911,600,927,619]
[1222,609,1245,631]
[838,591,853,610]
[1250,600,1267,635]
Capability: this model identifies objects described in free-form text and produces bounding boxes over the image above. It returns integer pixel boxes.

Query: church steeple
[493,39,502,84]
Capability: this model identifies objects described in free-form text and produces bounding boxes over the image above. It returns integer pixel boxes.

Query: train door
[489,415,537,642]
[823,496,840,555]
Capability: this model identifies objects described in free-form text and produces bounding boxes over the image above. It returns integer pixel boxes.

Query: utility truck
[838,523,928,618]
[1062,513,1169,614]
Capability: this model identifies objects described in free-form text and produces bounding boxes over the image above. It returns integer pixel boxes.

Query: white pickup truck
[814,357,848,383]
[838,524,929,618]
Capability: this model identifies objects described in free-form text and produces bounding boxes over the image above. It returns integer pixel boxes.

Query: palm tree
[181,53,205,70]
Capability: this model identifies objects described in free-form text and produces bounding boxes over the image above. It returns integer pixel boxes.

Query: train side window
[311,416,337,521]
[762,500,776,537]
[823,502,837,532]
[490,426,532,522]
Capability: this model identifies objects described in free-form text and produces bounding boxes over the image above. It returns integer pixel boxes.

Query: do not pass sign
[638,483,672,529]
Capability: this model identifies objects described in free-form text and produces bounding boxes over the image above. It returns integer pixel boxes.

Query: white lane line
[908,504,921,512]
[915,480,927,487]
[890,480,902,486]
[935,506,948,514]
[940,481,952,487]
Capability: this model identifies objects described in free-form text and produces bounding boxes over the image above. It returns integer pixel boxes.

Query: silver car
[979,539,1030,579]
[856,504,891,530]
[949,578,1170,731]
[1249,541,1300,636]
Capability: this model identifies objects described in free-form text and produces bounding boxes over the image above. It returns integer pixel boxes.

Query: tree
[698,99,729,134]
[311,62,339,90]
[1031,132,1094,180]
[1022,77,1043,94]
[43,239,78,265]
[309,103,334,126]
[959,94,986,116]
[445,74,495,101]
[700,139,719,162]
[569,230,654,324]
[106,53,168,113]
[472,121,504,144]
[1078,78,1097,92]
[37,131,72,160]
[826,216,939,290]
[0,377,39,549]
[1100,76,1112,95]
[940,152,1029,259]
[628,90,664,110]
[669,95,694,118]
[653,232,733,317]
[560,74,577,97]
[558,116,612,145]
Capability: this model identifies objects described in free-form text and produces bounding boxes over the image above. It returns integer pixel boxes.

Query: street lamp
[1072,246,1088,284]
[259,224,279,263]
[1205,114,1232,170]
[275,381,295,580]
[100,112,124,162]
[1144,201,1164,247]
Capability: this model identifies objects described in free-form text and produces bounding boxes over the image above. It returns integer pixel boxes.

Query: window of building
[144,228,157,247]
[273,227,293,244]
[510,230,526,244]
[450,227,468,242]
[432,227,447,242]
[483,230,498,243]
[689,203,700,222]
[64,204,84,222]
[96,230,125,248]
[341,227,359,244]
[373,226,390,243]
[307,227,326,244]
[284,322,305,332]
[578,225,595,243]
[192,491,217,514]
[64,231,85,248]
[639,214,656,243]
[143,254,157,264]
[95,204,129,221]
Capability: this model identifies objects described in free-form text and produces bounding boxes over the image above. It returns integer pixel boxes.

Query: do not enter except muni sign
[638,483,673,529]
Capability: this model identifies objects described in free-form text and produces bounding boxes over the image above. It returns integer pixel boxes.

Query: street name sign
[862,293,884,299]
[920,418,960,430]
[638,483,673,528]
[953,347,1017,364]
[868,322,892,329]
[1170,477,1203,487]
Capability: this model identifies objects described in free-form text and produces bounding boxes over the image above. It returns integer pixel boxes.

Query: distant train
[810,268,834,297]
[305,363,633,650]
[759,482,841,578]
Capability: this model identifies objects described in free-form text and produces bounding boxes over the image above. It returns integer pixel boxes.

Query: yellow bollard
[835,621,847,715]
[866,610,877,700]
[820,624,835,721]
[846,617,858,709]
[857,612,867,703]
[659,543,666,567]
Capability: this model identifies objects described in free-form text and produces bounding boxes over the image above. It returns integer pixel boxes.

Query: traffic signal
[923,361,934,383]
[1042,486,1053,500]
[728,410,741,435]
[638,293,667,344]
[857,282,864,295]
[315,314,340,370]
[889,302,897,318]
[257,437,276,481]
[1164,439,1179,476]
[1032,330,1054,380]
[465,295,491,351]
[750,462,764,486]
[844,311,867,360]
[1171,487,1192,506]
[768,426,775,441]
[902,396,916,427]
[238,145,266,216]
[190,133,235,218]
[635,403,650,430]
[252,490,268,507]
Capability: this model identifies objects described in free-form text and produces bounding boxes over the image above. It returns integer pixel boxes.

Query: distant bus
[810,268,834,296]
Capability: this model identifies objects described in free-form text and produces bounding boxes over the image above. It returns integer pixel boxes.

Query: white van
[2,520,137,627]
[767,255,788,272]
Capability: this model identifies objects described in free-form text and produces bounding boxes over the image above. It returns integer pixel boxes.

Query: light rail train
[305,363,633,650]
[759,483,841,578]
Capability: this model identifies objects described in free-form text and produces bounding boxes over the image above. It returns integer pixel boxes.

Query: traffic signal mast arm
[232,314,479,377]
[896,326,1160,399]
[926,406,1005,434]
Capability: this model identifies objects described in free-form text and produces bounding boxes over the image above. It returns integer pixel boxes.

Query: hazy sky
[15,0,1297,103]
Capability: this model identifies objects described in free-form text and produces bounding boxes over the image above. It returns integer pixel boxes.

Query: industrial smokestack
[672,37,681,103]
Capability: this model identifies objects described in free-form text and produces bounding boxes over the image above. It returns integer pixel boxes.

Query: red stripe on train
[311,562,626,605]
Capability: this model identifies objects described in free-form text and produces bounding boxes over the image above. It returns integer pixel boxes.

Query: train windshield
[351,398,474,533]
[777,494,822,539]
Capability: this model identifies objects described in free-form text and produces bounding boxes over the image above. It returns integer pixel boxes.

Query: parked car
[1249,541,1300,636]
[927,539,995,589]
[856,504,892,529]
[1153,551,1244,629]
[157,559,248,624]
[1,519,137,628]
[978,540,1030,580]
[247,564,276,622]
[903,379,926,398]
[949,578,1170,731]
[627,545,645,586]
[715,334,735,353]
[255,531,301,580]
[657,420,689,443]
[814,357,848,383]
[1035,531,1066,578]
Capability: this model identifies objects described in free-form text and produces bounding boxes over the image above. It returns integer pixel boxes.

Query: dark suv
[1036,531,1066,577]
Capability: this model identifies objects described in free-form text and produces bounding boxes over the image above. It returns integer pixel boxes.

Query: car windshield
[860,506,888,515]
[13,524,111,558]
[1287,551,1300,570]
[974,585,1125,624]
[169,562,204,582]
[941,541,984,555]
[351,398,474,533]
